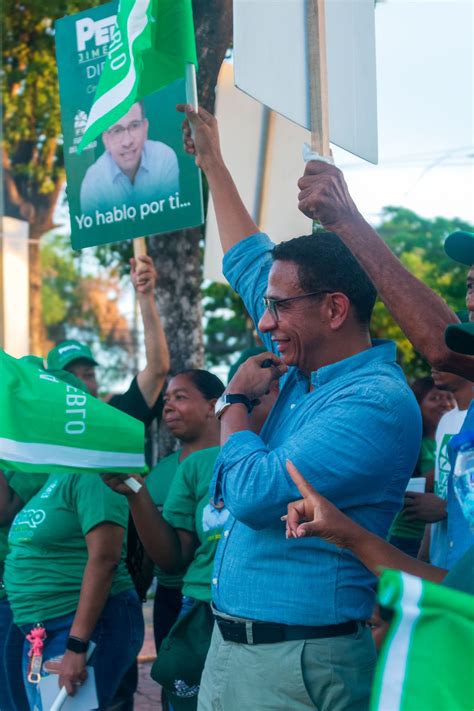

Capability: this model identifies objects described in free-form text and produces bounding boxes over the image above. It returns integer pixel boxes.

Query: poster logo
[76,15,117,55]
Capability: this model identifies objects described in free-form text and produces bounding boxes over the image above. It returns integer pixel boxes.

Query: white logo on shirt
[15,508,46,529]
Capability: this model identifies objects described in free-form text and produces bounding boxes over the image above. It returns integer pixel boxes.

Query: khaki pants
[198,621,376,711]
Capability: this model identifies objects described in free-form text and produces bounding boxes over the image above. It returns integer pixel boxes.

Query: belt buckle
[245,621,254,645]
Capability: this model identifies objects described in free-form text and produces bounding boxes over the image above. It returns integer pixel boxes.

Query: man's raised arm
[132,255,170,406]
[178,105,259,254]
[297,161,474,379]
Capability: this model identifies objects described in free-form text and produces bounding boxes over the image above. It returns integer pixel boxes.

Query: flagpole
[186,63,199,112]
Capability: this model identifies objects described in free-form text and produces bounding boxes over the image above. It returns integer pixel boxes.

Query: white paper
[39,666,98,711]
[405,477,426,494]
[233,0,378,163]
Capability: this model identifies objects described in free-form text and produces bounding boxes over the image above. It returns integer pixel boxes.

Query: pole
[307,0,330,156]
[133,237,147,259]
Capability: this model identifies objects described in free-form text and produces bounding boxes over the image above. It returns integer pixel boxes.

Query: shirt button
[212,577,218,585]
[224,530,229,538]
[449,541,454,548]
[290,403,296,410]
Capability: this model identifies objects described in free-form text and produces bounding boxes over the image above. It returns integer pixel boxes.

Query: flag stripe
[0,438,145,470]
[82,0,150,137]
[375,573,423,711]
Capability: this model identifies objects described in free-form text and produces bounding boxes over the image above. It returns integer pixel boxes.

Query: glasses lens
[128,120,143,135]
[109,120,143,140]
[263,297,278,321]
[109,126,124,139]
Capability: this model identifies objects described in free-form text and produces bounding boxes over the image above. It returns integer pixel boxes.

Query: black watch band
[66,635,89,654]
[225,394,253,412]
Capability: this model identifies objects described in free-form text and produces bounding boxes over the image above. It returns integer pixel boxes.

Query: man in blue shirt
[81,102,179,214]
[180,107,421,710]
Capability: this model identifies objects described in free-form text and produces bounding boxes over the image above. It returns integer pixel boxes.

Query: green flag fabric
[0,350,146,475]
[370,569,474,711]
[78,0,197,152]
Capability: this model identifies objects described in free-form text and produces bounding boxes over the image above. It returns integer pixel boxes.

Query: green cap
[444,231,474,265]
[47,339,98,371]
[445,322,474,356]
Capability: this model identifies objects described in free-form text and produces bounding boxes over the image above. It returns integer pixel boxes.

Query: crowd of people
[0,105,473,711]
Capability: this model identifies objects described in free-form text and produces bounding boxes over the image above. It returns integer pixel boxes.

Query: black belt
[214,617,359,645]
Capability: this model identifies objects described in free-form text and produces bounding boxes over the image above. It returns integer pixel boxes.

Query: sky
[331,0,473,223]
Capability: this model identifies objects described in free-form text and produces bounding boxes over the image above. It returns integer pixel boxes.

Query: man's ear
[143,118,149,139]
[207,398,218,417]
[102,131,111,152]
[326,292,351,331]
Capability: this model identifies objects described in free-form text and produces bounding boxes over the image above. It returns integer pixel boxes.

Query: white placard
[233,0,378,163]
[40,666,98,710]
[406,477,426,494]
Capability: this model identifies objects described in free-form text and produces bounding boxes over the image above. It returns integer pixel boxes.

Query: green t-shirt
[146,449,184,588]
[0,471,49,601]
[389,438,436,540]
[4,472,132,625]
[163,446,228,602]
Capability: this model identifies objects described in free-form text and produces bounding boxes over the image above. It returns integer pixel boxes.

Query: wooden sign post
[307,0,330,157]
[133,236,147,259]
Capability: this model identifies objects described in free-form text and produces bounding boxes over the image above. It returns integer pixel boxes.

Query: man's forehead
[110,103,141,128]
[467,266,474,280]
[267,260,302,296]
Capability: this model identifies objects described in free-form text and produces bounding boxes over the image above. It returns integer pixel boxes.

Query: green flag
[78,0,197,152]
[370,569,474,711]
[0,349,146,475]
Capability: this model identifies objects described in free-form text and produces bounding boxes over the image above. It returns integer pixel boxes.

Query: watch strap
[224,394,253,412]
[66,635,89,654]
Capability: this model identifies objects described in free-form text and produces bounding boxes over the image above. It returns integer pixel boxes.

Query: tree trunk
[28,233,46,356]
[148,227,204,372]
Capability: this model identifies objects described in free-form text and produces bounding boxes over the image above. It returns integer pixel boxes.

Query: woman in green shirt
[144,369,225,659]
[4,471,144,710]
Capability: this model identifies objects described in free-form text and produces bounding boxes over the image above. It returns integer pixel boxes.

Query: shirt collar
[309,339,397,388]
[105,141,150,182]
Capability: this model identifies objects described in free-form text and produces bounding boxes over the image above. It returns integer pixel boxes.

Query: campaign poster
[55,2,204,250]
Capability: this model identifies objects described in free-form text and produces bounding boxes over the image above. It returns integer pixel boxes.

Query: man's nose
[121,129,133,146]
[258,308,277,333]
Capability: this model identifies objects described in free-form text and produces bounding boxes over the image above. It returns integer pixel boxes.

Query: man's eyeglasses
[107,119,145,141]
[262,291,330,322]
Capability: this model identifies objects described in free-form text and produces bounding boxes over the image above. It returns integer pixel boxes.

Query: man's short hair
[272,232,377,325]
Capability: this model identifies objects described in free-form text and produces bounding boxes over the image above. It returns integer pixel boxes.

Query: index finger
[176,104,213,126]
[286,460,317,498]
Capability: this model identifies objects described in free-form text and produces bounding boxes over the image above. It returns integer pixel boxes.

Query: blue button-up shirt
[210,233,422,625]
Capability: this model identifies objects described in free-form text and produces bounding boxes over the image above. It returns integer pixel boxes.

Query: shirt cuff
[222,232,273,289]
[210,430,268,504]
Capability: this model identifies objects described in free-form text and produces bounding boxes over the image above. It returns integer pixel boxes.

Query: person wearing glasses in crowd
[178,105,421,711]
[80,101,179,214]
